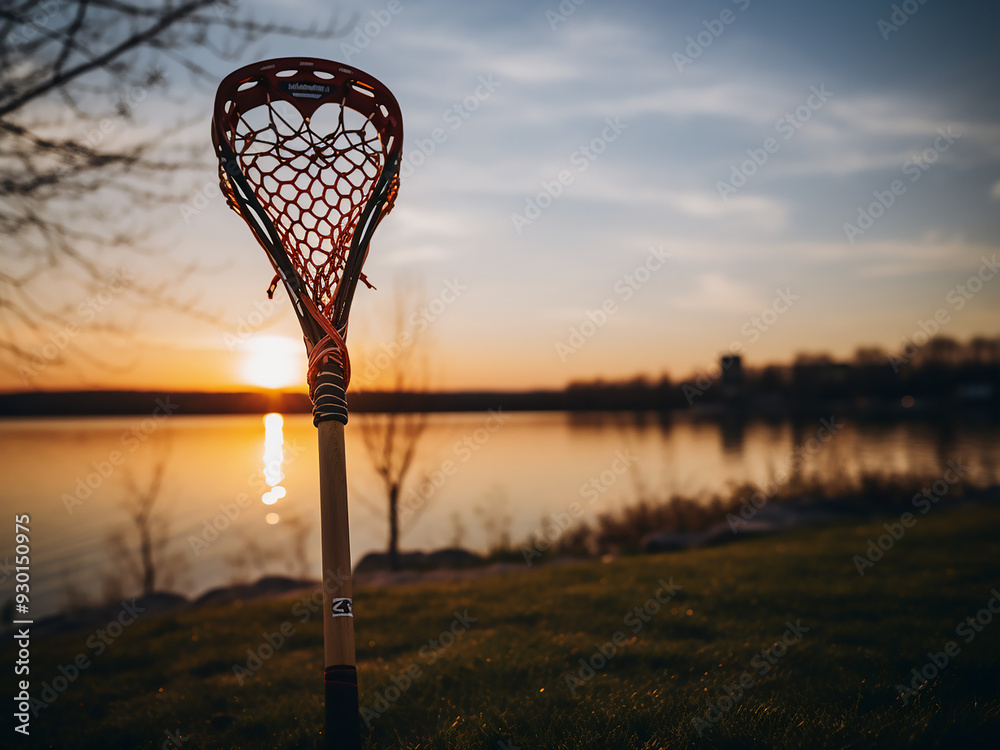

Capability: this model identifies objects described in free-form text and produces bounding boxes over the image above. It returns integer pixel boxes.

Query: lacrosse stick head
[212,58,403,424]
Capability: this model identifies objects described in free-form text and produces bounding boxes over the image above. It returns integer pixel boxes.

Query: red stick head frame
[212,58,403,423]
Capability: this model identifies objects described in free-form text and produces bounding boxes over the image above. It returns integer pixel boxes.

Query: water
[2,411,998,618]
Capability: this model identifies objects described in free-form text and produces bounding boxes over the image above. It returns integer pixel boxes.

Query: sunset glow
[0,0,996,399]
[240,337,304,389]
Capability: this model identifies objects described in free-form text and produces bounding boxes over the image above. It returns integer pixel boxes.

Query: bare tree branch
[109,451,183,597]
[0,0,355,380]
[357,284,432,571]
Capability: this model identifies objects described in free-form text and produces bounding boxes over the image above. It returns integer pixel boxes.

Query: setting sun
[239,336,304,389]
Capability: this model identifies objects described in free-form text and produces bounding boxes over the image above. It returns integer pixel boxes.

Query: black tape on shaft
[324,664,361,748]
[312,364,348,426]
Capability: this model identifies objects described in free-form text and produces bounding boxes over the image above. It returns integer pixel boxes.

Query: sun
[239,336,304,389]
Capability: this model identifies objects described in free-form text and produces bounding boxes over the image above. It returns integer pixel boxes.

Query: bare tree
[0,0,353,380]
[969,336,1000,364]
[107,456,183,596]
[853,346,888,365]
[920,336,961,366]
[357,285,431,571]
[473,486,513,556]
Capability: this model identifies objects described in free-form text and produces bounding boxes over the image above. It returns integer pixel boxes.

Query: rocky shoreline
[13,487,996,639]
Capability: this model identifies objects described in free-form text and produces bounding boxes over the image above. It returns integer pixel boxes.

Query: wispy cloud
[671,273,762,314]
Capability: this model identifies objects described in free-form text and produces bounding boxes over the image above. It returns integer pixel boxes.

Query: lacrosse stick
[212,57,402,749]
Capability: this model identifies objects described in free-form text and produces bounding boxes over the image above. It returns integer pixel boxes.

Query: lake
[2,410,998,618]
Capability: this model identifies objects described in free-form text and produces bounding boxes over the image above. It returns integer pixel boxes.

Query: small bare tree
[107,456,184,597]
[473,486,513,557]
[358,285,431,571]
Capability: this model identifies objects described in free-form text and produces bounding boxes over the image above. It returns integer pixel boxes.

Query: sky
[6,0,1000,393]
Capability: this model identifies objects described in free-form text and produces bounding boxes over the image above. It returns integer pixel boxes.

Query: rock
[194,576,315,606]
[131,591,189,616]
[355,547,482,573]
[27,590,190,638]
[642,531,704,553]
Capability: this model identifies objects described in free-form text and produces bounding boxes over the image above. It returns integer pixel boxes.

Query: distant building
[721,354,744,398]
[721,354,743,385]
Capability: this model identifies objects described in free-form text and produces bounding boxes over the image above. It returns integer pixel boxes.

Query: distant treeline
[0,388,645,417]
[565,334,1000,415]
[1,335,997,417]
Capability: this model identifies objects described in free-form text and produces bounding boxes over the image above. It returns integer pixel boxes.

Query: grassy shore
[11,503,1000,749]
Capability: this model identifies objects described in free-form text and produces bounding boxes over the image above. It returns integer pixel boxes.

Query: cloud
[610,82,789,125]
[671,273,761,313]
[771,96,1000,177]
[571,175,789,232]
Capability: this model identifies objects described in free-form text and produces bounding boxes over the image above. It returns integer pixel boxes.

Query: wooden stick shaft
[317,419,360,748]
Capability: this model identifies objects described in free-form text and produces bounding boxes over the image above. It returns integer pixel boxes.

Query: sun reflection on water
[262,413,285,518]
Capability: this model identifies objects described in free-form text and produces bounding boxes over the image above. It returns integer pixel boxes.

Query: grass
[10,503,1000,749]
[527,471,997,558]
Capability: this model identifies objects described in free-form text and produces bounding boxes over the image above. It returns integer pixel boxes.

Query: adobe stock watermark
[717,85,833,200]
[546,0,586,30]
[160,727,191,750]
[179,157,241,224]
[739,287,799,345]
[896,588,999,706]
[843,127,960,244]
[179,158,241,224]
[180,181,219,224]
[563,578,682,695]
[21,600,145,718]
[398,408,508,524]
[877,0,931,41]
[692,620,808,735]
[340,0,411,63]
[521,449,639,565]
[682,288,799,404]
[61,397,181,514]
[889,254,999,372]
[158,728,188,749]
[361,609,477,726]
[6,0,69,48]
[727,417,843,533]
[399,76,501,180]
[555,246,670,361]
[187,438,306,555]
[0,556,15,586]
[224,297,279,351]
[853,459,967,576]
[510,116,628,234]
[673,0,751,72]
[234,623,297,685]
[580,450,639,505]
[233,567,351,684]
[84,66,165,149]
[210,0,240,19]
[356,279,467,387]
[18,268,134,384]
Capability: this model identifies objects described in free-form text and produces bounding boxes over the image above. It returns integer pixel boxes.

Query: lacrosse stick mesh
[213,60,402,423]
[225,99,394,309]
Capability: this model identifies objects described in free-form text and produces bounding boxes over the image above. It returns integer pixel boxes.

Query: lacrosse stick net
[213,58,402,423]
